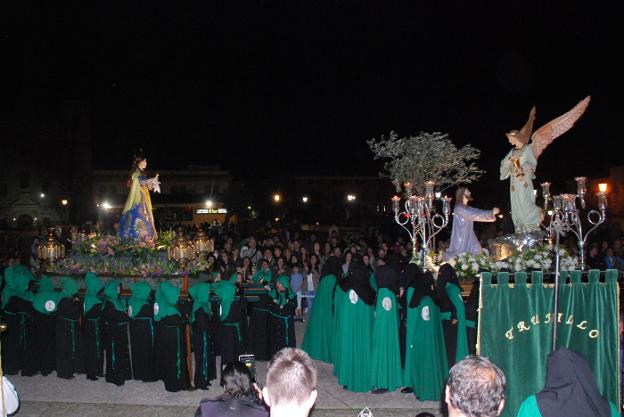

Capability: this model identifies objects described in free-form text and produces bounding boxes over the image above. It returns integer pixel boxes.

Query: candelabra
[392,180,451,270]
[544,179,607,350]
[542,177,607,270]
[37,227,66,269]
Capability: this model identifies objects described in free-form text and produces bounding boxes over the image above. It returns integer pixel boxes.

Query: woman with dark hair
[118,150,159,241]
[195,361,267,417]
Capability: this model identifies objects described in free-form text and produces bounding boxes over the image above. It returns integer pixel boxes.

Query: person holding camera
[195,361,268,417]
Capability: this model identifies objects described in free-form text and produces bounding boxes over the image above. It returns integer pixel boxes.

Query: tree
[368,131,484,196]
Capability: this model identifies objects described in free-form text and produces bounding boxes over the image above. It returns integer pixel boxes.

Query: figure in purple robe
[445,187,499,260]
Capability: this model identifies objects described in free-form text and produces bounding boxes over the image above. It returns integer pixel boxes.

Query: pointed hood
[33,276,59,314]
[128,282,151,318]
[188,282,212,322]
[84,272,105,314]
[104,279,126,312]
[213,280,236,321]
[154,281,181,321]
[59,277,79,300]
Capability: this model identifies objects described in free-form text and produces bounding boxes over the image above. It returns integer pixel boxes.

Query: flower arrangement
[451,244,578,281]
[46,230,209,277]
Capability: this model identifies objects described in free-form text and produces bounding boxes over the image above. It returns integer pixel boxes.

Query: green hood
[59,277,79,300]
[213,280,236,321]
[33,276,60,314]
[269,275,295,304]
[84,272,104,314]
[228,273,239,284]
[252,268,272,284]
[188,282,212,322]
[104,279,126,312]
[128,282,151,318]
[154,281,180,321]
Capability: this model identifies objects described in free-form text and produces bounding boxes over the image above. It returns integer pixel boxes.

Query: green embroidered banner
[478,269,619,417]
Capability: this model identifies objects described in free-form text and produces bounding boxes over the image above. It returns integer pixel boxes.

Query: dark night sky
[1,2,622,202]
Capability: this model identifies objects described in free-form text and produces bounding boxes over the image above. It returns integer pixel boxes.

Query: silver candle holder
[392,180,450,270]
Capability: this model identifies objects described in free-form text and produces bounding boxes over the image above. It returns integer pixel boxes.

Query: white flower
[472,262,479,271]
[461,263,469,271]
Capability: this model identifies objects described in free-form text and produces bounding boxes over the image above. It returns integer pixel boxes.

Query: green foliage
[368,131,484,195]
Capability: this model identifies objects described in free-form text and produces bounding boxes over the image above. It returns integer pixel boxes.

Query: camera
[239,353,256,383]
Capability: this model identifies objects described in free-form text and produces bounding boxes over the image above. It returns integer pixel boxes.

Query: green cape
[128,281,151,318]
[188,282,212,322]
[370,288,403,391]
[33,276,60,314]
[154,281,180,321]
[269,275,295,306]
[104,279,126,312]
[301,274,337,363]
[59,277,79,300]
[446,282,469,363]
[333,285,374,392]
[404,295,448,401]
[84,272,104,314]
[213,280,236,321]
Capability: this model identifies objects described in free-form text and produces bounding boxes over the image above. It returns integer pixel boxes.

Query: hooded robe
[333,262,375,392]
[370,266,403,391]
[214,279,246,368]
[128,281,158,382]
[83,272,104,379]
[102,279,131,386]
[268,275,297,356]
[154,281,190,392]
[301,256,341,363]
[56,277,82,378]
[32,276,60,376]
[189,282,216,389]
[436,263,467,367]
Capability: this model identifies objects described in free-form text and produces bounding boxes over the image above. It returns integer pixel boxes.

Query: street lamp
[102,201,112,210]
[302,196,309,203]
[273,194,281,203]
[61,199,68,206]
[205,199,214,208]
[40,193,45,198]
[347,194,356,202]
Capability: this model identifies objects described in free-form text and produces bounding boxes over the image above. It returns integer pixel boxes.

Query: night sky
[1,2,622,203]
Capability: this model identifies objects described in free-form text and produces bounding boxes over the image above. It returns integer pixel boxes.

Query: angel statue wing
[530,95,591,159]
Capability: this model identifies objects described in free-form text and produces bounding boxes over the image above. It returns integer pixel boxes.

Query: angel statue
[500,96,591,233]
[118,150,161,241]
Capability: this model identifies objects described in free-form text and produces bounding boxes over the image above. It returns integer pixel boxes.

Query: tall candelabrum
[541,177,608,271]
[392,180,451,270]
[543,178,607,350]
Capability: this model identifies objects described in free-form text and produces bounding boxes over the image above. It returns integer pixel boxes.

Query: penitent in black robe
[33,310,57,376]
[56,297,83,378]
[192,308,216,389]
[83,303,104,379]
[102,302,131,386]
[268,295,296,357]
[220,299,246,368]
[129,303,158,382]
[248,293,272,361]
[155,314,190,392]
[1,297,36,375]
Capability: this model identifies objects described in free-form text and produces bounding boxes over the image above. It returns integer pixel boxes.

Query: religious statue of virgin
[500,96,590,233]
[118,150,161,241]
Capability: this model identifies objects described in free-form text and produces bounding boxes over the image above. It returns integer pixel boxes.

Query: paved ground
[8,317,444,417]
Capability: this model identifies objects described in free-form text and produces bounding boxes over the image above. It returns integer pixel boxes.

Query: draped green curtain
[478,269,619,417]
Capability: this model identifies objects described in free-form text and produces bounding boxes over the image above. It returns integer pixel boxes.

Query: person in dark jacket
[195,361,268,417]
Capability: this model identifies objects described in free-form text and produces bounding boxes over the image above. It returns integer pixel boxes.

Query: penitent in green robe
[516,395,620,417]
[369,287,403,391]
[301,274,336,363]
[405,295,448,401]
[333,288,374,392]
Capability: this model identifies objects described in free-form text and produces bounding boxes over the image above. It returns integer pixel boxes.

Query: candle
[391,196,400,214]
[442,196,452,216]
[553,195,563,211]
[575,177,586,196]
[541,182,551,199]
[404,182,413,197]
[424,180,435,198]
[561,194,577,214]
[597,191,607,211]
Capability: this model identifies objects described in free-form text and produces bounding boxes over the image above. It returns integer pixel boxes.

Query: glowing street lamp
[347,194,356,202]
[40,193,45,198]
[61,199,69,206]
[273,194,281,203]
[102,201,112,210]
[302,196,309,203]
[205,199,214,208]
